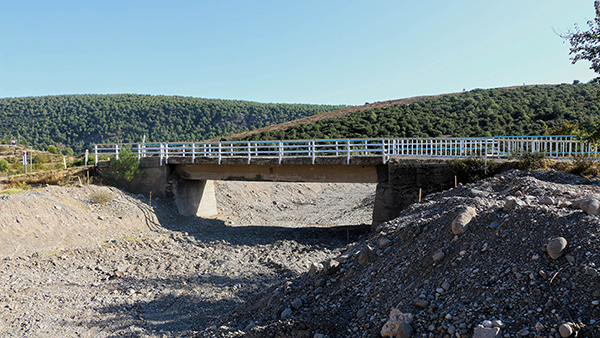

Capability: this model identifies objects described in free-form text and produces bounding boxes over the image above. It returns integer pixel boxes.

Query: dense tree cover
[240,84,600,141]
[0,94,346,152]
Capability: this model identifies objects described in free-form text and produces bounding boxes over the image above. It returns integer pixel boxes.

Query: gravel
[215,169,600,338]
[0,181,375,337]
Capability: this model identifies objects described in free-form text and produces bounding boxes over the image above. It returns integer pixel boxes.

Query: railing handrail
[90,135,597,166]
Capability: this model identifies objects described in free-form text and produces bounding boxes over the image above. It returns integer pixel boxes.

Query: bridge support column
[175,179,218,217]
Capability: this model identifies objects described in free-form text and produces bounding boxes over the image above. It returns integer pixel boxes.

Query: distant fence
[91,135,598,166]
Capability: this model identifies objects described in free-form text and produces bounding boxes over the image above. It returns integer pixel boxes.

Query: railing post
[115,144,119,161]
[85,149,89,166]
[94,145,98,166]
[311,140,315,165]
[381,138,386,164]
[247,141,251,165]
[484,139,488,174]
[278,140,283,165]
[137,144,141,160]
[347,139,350,165]
[160,143,164,166]
[192,143,196,163]
[218,142,222,165]
[165,143,169,164]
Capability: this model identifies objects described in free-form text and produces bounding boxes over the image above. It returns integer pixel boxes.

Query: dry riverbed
[0,181,375,337]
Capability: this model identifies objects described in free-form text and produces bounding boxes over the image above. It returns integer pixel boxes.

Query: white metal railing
[91,135,598,166]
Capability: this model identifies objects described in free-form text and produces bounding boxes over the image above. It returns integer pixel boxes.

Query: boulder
[378,238,392,249]
[473,325,501,338]
[358,245,376,265]
[380,309,413,338]
[559,323,574,338]
[546,237,567,260]
[572,197,600,215]
[451,206,477,235]
[323,258,340,275]
[309,262,323,277]
[503,197,525,212]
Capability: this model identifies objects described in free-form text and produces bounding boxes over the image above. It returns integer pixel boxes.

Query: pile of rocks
[216,169,600,338]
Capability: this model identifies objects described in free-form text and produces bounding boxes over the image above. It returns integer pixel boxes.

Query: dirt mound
[216,170,600,338]
[0,185,158,258]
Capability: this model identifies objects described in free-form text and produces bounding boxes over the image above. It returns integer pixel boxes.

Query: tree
[560,1,600,82]
[111,147,140,181]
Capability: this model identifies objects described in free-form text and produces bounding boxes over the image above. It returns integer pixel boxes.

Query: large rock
[473,325,501,338]
[309,262,323,277]
[559,323,574,337]
[323,258,340,275]
[380,309,413,338]
[503,196,525,212]
[451,206,477,235]
[572,197,600,216]
[358,245,376,265]
[547,237,568,260]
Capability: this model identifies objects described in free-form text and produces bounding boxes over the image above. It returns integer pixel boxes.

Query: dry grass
[0,167,92,187]
[90,189,113,205]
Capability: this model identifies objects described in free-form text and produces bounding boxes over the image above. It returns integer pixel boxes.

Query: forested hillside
[239,84,600,141]
[0,94,346,153]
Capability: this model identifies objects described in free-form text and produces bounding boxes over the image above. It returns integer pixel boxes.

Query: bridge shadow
[147,196,371,247]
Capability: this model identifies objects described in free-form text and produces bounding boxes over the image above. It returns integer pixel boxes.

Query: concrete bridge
[94,135,592,224]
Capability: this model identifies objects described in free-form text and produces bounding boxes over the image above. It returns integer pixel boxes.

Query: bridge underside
[176,163,386,183]
[132,156,461,225]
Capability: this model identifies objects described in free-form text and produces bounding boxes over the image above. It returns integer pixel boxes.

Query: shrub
[111,147,140,181]
[516,151,547,170]
[33,153,52,163]
[65,148,74,156]
[90,189,113,205]
[571,154,599,177]
[450,157,490,183]
[47,145,58,154]
[0,159,8,173]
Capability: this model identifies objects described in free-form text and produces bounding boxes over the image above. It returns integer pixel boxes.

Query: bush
[90,189,113,205]
[33,153,52,163]
[47,145,58,154]
[0,159,8,173]
[450,157,490,183]
[571,154,599,177]
[64,147,74,156]
[516,151,547,170]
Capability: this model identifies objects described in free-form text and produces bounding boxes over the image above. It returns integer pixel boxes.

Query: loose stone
[546,237,567,260]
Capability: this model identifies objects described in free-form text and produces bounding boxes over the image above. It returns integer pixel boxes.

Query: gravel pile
[216,170,600,338]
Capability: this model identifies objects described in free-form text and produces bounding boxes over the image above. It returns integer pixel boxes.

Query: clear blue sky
[0,0,597,105]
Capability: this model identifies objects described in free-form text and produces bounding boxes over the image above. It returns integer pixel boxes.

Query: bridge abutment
[372,159,456,225]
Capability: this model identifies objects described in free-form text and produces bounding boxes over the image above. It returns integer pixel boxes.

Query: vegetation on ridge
[0,94,347,153]
[237,84,600,141]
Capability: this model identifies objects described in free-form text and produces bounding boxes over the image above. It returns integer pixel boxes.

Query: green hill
[237,84,600,141]
[0,94,347,153]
